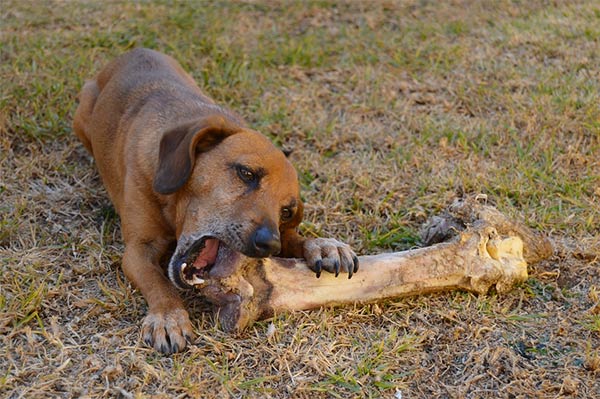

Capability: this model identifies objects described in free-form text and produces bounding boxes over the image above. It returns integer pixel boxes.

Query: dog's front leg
[122,243,193,354]
[281,229,359,279]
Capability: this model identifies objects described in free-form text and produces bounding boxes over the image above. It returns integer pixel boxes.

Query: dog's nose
[251,226,281,257]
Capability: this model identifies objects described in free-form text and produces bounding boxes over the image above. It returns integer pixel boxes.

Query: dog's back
[75,48,208,151]
[73,48,241,209]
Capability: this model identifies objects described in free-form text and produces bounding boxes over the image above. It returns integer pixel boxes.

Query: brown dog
[73,48,358,354]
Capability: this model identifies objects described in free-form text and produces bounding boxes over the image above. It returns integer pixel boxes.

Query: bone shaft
[260,241,478,314]
[207,202,534,332]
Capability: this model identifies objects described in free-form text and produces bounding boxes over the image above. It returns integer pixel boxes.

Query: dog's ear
[154,115,240,194]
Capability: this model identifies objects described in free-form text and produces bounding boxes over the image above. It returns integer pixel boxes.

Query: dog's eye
[281,207,293,221]
[236,165,256,183]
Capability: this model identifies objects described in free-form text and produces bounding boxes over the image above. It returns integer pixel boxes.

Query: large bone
[194,197,552,332]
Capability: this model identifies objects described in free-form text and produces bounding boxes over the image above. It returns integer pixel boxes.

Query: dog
[73,48,358,354]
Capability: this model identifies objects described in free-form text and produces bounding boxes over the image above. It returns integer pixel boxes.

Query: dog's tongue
[193,238,219,268]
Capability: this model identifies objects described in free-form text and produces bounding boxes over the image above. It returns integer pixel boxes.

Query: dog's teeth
[190,276,205,286]
[181,262,188,271]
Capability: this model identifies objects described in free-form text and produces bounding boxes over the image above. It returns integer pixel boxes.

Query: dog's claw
[160,343,170,354]
[349,255,359,278]
[334,260,340,277]
[315,260,322,278]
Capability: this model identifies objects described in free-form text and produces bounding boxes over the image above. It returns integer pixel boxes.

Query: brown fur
[73,48,357,354]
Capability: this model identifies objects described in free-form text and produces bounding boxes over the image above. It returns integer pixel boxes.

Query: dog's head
[154,114,303,288]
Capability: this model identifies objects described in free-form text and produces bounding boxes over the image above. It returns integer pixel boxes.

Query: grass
[1,0,599,397]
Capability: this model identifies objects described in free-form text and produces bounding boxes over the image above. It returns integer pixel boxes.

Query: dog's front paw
[141,308,193,354]
[303,238,359,279]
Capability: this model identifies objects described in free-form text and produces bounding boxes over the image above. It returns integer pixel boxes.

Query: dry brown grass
[1,1,599,397]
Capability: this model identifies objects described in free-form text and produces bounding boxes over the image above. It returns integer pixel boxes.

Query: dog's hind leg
[73,80,99,155]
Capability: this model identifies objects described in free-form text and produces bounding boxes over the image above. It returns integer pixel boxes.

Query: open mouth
[168,235,238,289]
